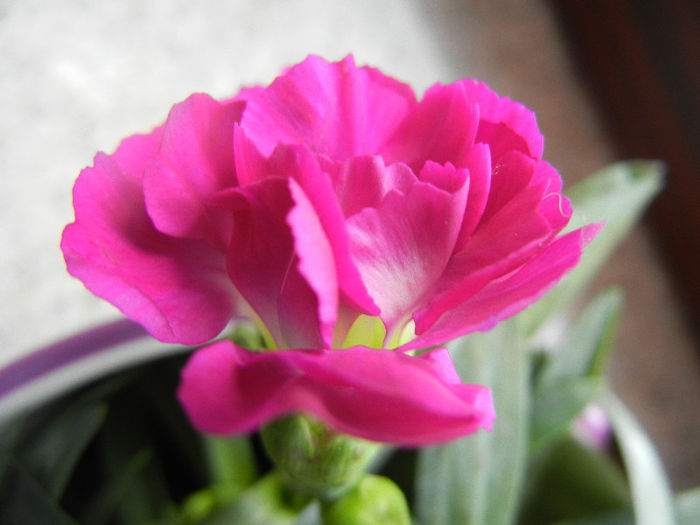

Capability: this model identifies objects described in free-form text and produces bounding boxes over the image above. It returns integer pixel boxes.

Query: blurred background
[1,0,697,489]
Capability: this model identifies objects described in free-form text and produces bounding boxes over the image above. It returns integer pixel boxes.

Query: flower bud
[260,414,380,499]
[321,474,411,525]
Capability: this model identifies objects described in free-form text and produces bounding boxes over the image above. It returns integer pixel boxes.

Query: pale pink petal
[346,165,468,334]
[458,79,544,160]
[177,342,495,445]
[61,136,236,344]
[143,94,243,249]
[240,55,416,159]
[404,224,603,350]
[381,82,479,172]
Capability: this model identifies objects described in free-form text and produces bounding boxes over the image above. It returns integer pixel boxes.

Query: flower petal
[381,82,479,172]
[286,177,338,347]
[177,341,495,445]
[414,156,572,334]
[269,146,379,317]
[405,224,603,350]
[240,55,416,159]
[346,163,469,336]
[223,177,331,349]
[143,94,243,249]
[455,143,492,246]
[61,133,236,344]
[458,79,544,161]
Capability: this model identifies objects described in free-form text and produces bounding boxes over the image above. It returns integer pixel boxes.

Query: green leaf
[82,449,154,525]
[519,436,631,524]
[82,392,174,524]
[0,458,79,525]
[603,392,676,525]
[540,288,623,384]
[20,402,107,500]
[415,319,529,525]
[520,160,663,335]
[530,376,605,453]
[204,436,258,490]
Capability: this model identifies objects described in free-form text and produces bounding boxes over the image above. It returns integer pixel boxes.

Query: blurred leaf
[20,402,107,500]
[520,160,663,335]
[553,486,700,525]
[602,392,676,525]
[82,449,153,525]
[204,436,257,490]
[540,288,623,384]
[0,458,78,525]
[531,376,605,453]
[200,471,312,525]
[519,436,631,525]
[415,319,528,525]
[677,487,700,525]
[81,381,175,525]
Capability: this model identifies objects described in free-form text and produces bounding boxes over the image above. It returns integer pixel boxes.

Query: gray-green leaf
[415,320,528,525]
[520,160,663,335]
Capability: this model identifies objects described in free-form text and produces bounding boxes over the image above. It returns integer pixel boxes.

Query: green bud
[321,474,411,525]
[261,414,381,499]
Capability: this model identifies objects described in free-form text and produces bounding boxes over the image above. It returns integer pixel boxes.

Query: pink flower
[62,55,599,444]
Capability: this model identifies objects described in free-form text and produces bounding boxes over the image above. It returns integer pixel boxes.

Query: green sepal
[261,414,381,500]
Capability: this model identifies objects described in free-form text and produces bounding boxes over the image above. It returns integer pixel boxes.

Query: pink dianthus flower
[62,55,599,444]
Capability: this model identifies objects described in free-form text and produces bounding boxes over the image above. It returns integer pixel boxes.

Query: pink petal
[240,55,416,159]
[286,178,338,347]
[458,79,544,161]
[61,135,236,345]
[346,164,469,335]
[223,178,329,349]
[229,140,380,321]
[177,342,495,445]
[414,157,572,333]
[381,82,479,172]
[329,155,416,217]
[454,143,492,247]
[269,146,379,317]
[143,94,244,249]
[404,224,603,350]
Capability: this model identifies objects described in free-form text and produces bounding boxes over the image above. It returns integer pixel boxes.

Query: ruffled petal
[286,177,339,347]
[346,163,469,335]
[269,146,380,317]
[177,341,495,445]
[414,156,572,334]
[458,79,544,161]
[229,139,380,322]
[240,55,416,159]
[143,94,243,249]
[329,155,415,217]
[381,82,479,172]
[61,133,236,344]
[454,143,492,247]
[404,224,603,350]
